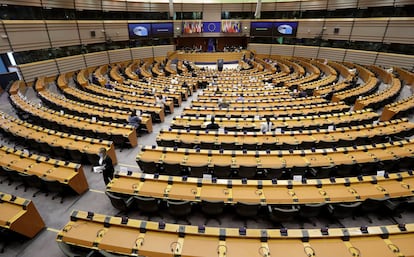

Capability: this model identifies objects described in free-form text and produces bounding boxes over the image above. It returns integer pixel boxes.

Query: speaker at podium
[217,59,223,71]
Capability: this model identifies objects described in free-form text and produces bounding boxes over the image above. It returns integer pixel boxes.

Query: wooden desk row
[182,102,350,118]
[332,64,379,104]
[136,139,414,172]
[57,210,414,257]
[0,145,88,195]
[171,109,379,131]
[190,95,328,108]
[157,118,414,150]
[10,93,137,147]
[57,79,165,123]
[381,95,414,121]
[125,78,190,101]
[0,111,117,165]
[354,77,402,111]
[38,82,153,133]
[108,170,414,205]
[313,79,353,97]
[0,192,45,238]
[113,80,183,107]
[81,81,175,114]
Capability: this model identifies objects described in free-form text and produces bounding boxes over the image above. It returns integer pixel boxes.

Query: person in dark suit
[206,117,220,130]
[99,147,114,185]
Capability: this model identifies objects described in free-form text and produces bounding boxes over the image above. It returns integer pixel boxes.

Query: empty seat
[105,191,134,214]
[200,200,225,225]
[213,164,232,178]
[133,196,161,221]
[235,202,260,227]
[166,200,192,225]
[268,205,299,227]
[237,166,257,179]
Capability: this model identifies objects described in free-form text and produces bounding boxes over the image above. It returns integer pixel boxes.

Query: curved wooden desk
[0,146,88,194]
[108,170,414,205]
[0,111,117,165]
[137,139,414,174]
[57,210,414,257]
[171,109,379,131]
[381,95,414,121]
[0,192,45,238]
[157,118,414,150]
[10,93,137,147]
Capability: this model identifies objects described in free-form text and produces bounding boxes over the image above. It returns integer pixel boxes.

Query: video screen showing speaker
[273,22,298,37]
[128,23,151,39]
[217,59,224,72]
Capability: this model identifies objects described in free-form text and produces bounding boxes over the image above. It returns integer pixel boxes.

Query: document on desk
[93,166,104,173]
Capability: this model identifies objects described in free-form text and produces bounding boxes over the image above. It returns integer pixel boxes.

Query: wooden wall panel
[77,21,105,45]
[18,59,58,82]
[358,0,395,8]
[131,46,153,60]
[126,2,151,12]
[103,21,129,42]
[1,0,42,7]
[270,44,294,57]
[296,19,325,39]
[74,0,101,11]
[384,18,414,44]
[327,0,358,10]
[351,19,387,42]
[376,52,414,70]
[148,3,169,12]
[317,47,346,62]
[221,3,243,11]
[300,0,328,10]
[4,21,50,51]
[108,48,131,63]
[41,0,74,9]
[344,49,377,65]
[203,4,222,21]
[84,51,109,68]
[247,43,271,56]
[293,45,319,59]
[261,2,276,11]
[102,0,126,12]
[56,55,85,74]
[275,1,301,11]
[153,45,175,58]
[0,22,12,54]
[46,21,81,47]
[322,19,353,40]
[394,0,414,6]
[179,3,203,12]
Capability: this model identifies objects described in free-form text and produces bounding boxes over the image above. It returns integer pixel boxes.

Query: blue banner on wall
[202,22,221,33]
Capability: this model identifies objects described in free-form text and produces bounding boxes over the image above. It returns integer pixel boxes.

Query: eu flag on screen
[203,22,221,33]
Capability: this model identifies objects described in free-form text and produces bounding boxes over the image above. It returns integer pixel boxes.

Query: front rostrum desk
[107,171,414,205]
[57,210,414,257]
[0,145,89,195]
[0,192,45,238]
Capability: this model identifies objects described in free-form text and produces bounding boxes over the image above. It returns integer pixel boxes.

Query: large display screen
[250,22,273,37]
[222,20,241,33]
[250,21,298,37]
[128,23,151,38]
[273,22,298,36]
[151,22,174,37]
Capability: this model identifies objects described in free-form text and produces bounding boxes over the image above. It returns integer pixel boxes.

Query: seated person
[155,94,166,107]
[218,98,230,108]
[206,117,220,130]
[260,117,273,133]
[105,82,114,89]
[236,93,244,101]
[128,111,141,129]
[298,90,307,98]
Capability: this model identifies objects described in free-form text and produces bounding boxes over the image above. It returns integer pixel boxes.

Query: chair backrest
[167,200,192,217]
[105,191,129,211]
[238,166,257,179]
[134,196,159,213]
[235,202,260,218]
[269,205,299,222]
[201,200,225,216]
[299,203,326,218]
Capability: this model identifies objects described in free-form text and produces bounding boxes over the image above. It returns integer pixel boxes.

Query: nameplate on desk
[202,174,212,181]
[293,175,302,182]
[377,170,385,177]
[327,125,334,131]
[120,166,128,173]
[275,128,282,133]
[23,149,30,155]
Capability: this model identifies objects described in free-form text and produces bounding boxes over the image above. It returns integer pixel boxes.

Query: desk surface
[108,170,414,205]
[57,210,414,257]
[0,192,45,238]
